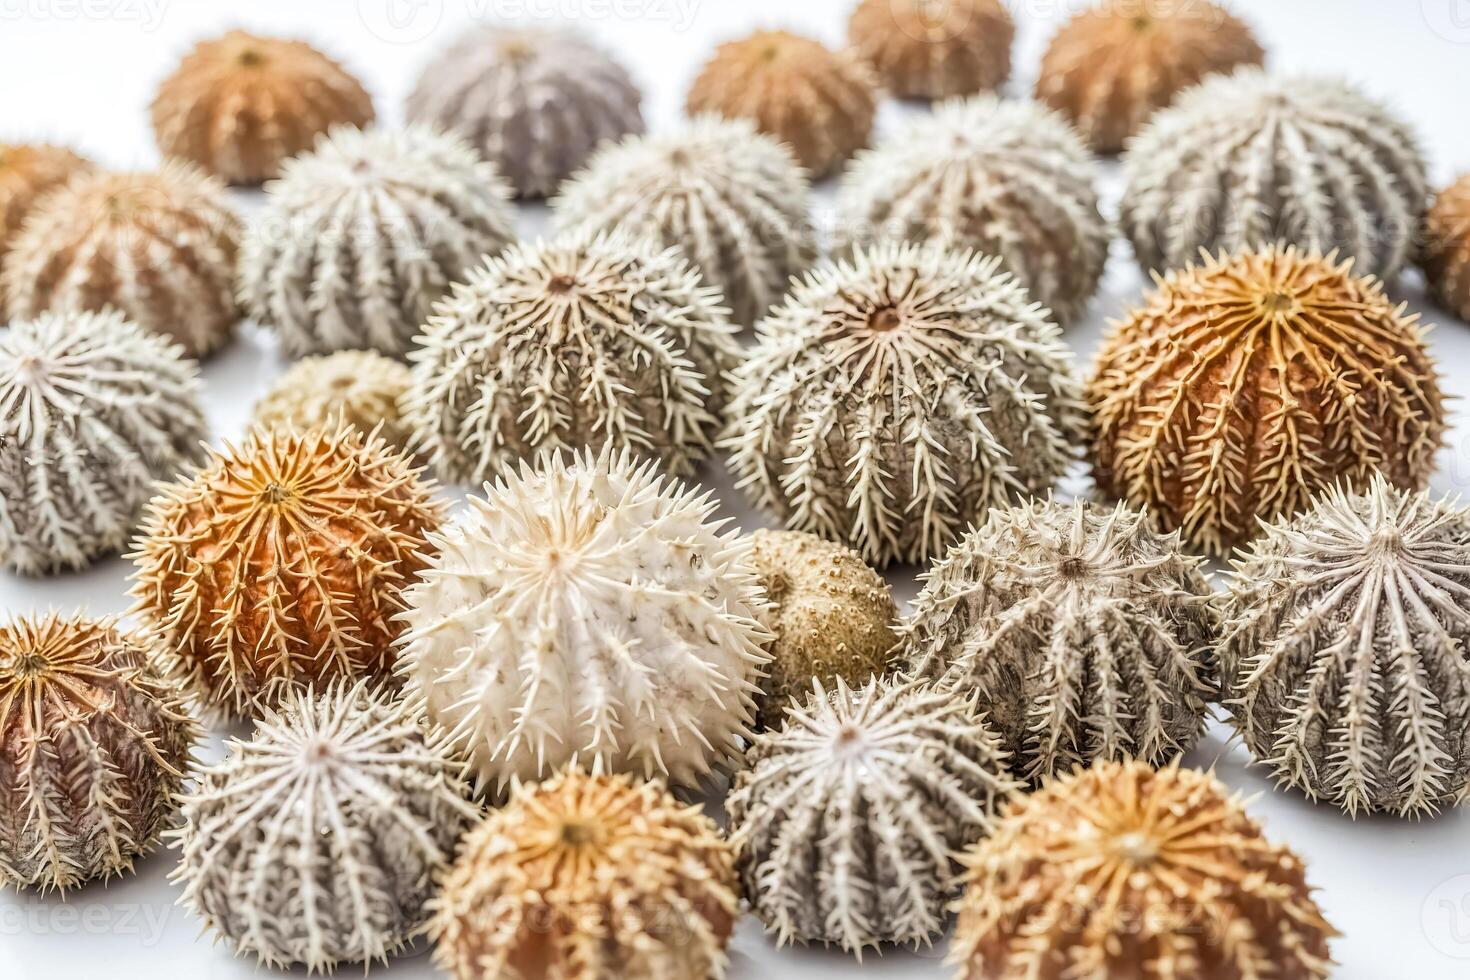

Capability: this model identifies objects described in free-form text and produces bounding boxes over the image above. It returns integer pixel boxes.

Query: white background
[3,0,1470,977]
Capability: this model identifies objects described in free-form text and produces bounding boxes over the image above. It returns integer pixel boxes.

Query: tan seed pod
[252,350,415,454]
[0,143,91,260]
[848,0,1014,100]
[686,29,877,179]
[1423,172,1470,321]
[1088,244,1445,556]
[151,30,374,185]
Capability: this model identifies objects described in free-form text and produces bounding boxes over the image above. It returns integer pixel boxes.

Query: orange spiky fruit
[848,0,1014,100]
[1423,171,1470,322]
[0,143,91,260]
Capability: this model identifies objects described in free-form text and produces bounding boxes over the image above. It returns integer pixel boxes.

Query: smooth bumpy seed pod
[241,125,516,358]
[848,0,1014,100]
[725,243,1084,568]
[1219,476,1470,816]
[1089,245,1445,556]
[151,30,374,185]
[174,682,476,972]
[1423,172,1470,321]
[686,30,877,179]
[1036,0,1264,154]
[902,498,1216,783]
[834,96,1108,323]
[728,677,1020,955]
[3,164,241,358]
[130,423,442,718]
[951,761,1337,980]
[1122,69,1427,280]
[397,448,771,796]
[434,767,738,980]
[252,351,415,453]
[405,26,643,199]
[0,614,198,892]
[553,117,814,327]
[406,229,738,483]
[0,310,207,575]
[0,143,91,260]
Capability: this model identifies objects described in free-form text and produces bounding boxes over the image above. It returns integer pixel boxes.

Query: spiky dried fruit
[1122,69,1427,280]
[834,95,1108,323]
[725,243,1084,568]
[1220,476,1470,816]
[553,117,814,326]
[2,163,241,358]
[1036,0,1264,154]
[252,350,415,453]
[173,682,476,972]
[129,423,443,719]
[241,124,516,358]
[434,766,738,980]
[151,30,374,185]
[0,613,199,893]
[686,30,877,178]
[397,448,770,796]
[0,309,207,575]
[728,676,1019,955]
[406,229,738,484]
[848,0,1014,100]
[1089,245,1445,556]
[747,529,897,729]
[1423,172,1470,321]
[0,143,91,260]
[951,761,1337,980]
[405,25,643,199]
[902,498,1216,783]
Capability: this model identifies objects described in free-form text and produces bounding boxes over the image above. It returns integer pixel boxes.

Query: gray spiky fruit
[834,95,1108,324]
[727,676,1020,955]
[405,228,738,484]
[1219,475,1470,817]
[724,242,1084,568]
[404,25,643,199]
[552,116,814,327]
[240,124,516,359]
[902,498,1217,784]
[0,309,207,575]
[1121,69,1427,280]
[172,681,477,972]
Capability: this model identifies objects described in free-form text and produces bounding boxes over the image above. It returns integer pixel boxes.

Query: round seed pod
[129,422,443,719]
[901,498,1217,784]
[252,350,415,454]
[404,25,644,199]
[151,29,374,185]
[1423,172,1470,321]
[848,0,1014,100]
[434,766,738,980]
[2,163,241,358]
[685,30,877,179]
[1088,244,1446,556]
[0,143,92,260]
[1220,475,1470,816]
[951,761,1337,980]
[0,613,199,892]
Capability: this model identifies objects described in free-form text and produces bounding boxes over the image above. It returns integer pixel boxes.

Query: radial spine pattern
[129,423,443,718]
[0,310,207,575]
[0,143,91,260]
[252,350,415,453]
[553,117,814,327]
[726,242,1084,568]
[241,124,516,359]
[727,677,1020,954]
[1220,476,1470,816]
[0,614,199,892]
[1422,172,1470,322]
[902,498,1217,783]
[1121,69,1427,280]
[848,0,1013,100]
[397,448,771,796]
[834,95,1108,323]
[173,682,476,972]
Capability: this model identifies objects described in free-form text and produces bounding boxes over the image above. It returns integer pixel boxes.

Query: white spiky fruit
[240,124,516,358]
[0,309,207,575]
[397,448,772,796]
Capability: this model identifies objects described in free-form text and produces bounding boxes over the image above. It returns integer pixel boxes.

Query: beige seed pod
[848,0,1014,100]
[1423,172,1470,321]
[0,143,92,260]
[252,350,415,454]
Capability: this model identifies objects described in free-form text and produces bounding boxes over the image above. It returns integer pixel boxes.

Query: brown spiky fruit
[1036,0,1264,154]
[129,422,442,719]
[747,529,898,729]
[252,351,415,454]
[951,761,1337,980]
[0,143,91,260]
[0,613,199,893]
[848,0,1014,100]
[1423,172,1470,322]
[686,30,877,178]
[151,30,374,185]
[433,766,739,980]
[1089,245,1445,556]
